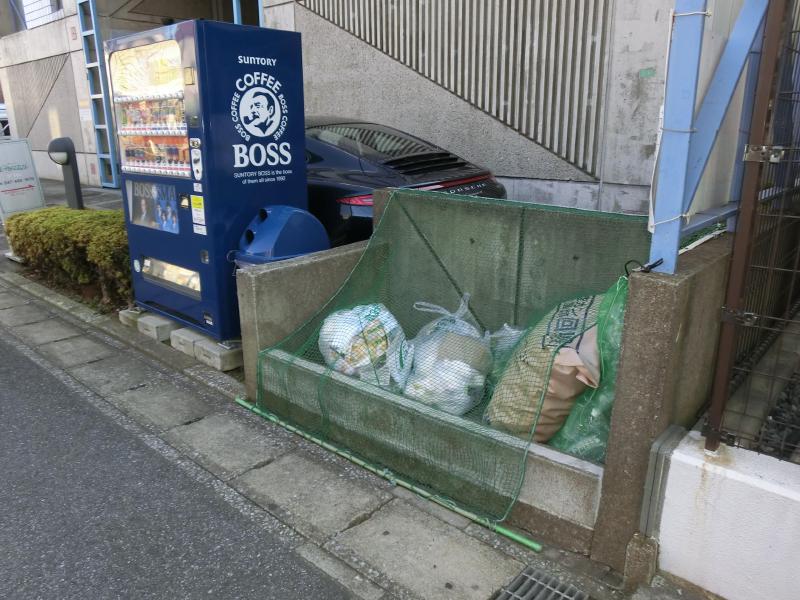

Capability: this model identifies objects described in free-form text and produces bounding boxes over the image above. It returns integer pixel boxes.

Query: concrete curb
[0,271,245,401]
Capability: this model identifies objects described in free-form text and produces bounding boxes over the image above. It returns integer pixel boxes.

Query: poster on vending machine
[128,180,179,234]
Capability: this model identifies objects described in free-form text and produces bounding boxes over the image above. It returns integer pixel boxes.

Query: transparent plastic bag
[404,295,492,415]
[486,324,526,389]
[548,277,629,463]
[318,303,413,391]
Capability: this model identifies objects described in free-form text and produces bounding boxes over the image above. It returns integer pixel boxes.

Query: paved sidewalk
[0,329,353,599]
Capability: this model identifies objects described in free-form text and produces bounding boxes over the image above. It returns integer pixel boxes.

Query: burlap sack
[485,295,602,442]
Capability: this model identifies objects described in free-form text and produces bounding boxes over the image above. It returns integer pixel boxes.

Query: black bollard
[47,137,84,209]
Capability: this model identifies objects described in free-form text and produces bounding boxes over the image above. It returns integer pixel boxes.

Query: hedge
[5,207,131,307]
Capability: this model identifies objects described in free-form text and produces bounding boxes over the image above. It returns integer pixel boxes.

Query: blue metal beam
[232,0,242,24]
[650,1,708,274]
[682,0,768,212]
[258,0,266,27]
[681,202,739,236]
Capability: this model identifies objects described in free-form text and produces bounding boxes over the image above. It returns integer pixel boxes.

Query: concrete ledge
[509,502,595,555]
[261,349,603,536]
[118,308,143,328]
[236,241,367,400]
[658,430,800,600]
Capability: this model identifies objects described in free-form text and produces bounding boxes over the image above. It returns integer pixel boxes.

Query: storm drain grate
[492,567,591,600]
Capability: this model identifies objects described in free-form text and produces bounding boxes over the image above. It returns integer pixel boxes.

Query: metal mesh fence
[711,1,800,463]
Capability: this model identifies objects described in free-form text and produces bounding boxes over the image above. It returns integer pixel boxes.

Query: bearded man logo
[240,87,281,138]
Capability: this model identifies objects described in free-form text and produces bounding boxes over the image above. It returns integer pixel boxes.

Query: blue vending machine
[106,20,328,340]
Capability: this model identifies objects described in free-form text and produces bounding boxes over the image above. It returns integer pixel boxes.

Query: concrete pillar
[590,237,732,571]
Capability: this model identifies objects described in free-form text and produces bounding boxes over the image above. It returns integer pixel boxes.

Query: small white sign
[190,194,205,225]
[193,223,207,236]
[193,182,202,193]
[0,139,44,224]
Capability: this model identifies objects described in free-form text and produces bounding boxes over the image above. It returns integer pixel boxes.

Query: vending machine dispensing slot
[106,21,328,340]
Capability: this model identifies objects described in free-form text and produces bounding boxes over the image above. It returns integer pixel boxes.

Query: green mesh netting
[549,277,630,463]
[256,190,648,522]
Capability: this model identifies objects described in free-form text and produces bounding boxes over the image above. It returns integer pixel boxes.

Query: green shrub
[5,207,131,307]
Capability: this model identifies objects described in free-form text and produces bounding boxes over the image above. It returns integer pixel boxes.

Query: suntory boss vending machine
[106,20,327,340]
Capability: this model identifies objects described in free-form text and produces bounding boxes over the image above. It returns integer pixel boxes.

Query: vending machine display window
[127,180,179,234]
[141,257,201,299]
[109,41,190,177]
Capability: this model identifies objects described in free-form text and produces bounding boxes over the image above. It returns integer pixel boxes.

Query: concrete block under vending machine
[194,338,243,372]
[138,314,179,342]
[171,327,210,357]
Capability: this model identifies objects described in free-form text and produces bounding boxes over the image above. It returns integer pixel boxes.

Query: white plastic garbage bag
[404,295,492,415]
[318,303,413,391]
[486,324,526,385]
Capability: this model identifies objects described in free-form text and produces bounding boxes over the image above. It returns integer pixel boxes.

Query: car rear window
[306,123,435,161]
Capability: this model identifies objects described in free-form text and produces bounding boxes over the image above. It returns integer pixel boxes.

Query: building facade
[0,0,747,213]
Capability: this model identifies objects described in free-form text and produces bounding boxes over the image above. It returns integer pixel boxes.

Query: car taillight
[417,174,491,191]
[337,194,374,206]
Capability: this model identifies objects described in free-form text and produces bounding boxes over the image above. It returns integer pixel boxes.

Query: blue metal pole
[728,21,765,232]
[650,1,708,274]
[682,0,769,212]
[8,0,26,30]
[258,0,266,27]
[232,0,242,24]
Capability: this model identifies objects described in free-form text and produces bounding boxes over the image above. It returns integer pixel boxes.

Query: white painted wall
[658,430,800,600]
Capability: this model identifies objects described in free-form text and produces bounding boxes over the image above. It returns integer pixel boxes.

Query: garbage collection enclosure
[257,190,650,520]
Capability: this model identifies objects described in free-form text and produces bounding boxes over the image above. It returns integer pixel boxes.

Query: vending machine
[105,20,328,340]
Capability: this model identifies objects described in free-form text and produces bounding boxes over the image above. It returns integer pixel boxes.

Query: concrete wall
[237,187,655,550]
[658,430,800,600]
[0,0,227,187]
[0,1,99,185]
[293,4,591,184]
[0,0,751,207]
[262,1,753,216]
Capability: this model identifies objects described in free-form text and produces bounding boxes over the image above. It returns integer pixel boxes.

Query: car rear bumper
[335,177,507,244]
[439,177,507,199]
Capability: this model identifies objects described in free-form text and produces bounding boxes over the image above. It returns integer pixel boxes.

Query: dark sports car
[305,117,507,244]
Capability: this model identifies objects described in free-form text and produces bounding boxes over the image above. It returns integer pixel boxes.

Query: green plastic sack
[548,276,629,463]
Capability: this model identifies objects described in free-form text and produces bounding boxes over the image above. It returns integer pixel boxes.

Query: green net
[257,190,649,522]
[549,277,629,462]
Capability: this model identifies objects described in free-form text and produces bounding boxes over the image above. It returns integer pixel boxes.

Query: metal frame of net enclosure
[255,190,650,523]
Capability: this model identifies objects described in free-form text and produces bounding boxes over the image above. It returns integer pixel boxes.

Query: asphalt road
[0,330,353,600]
